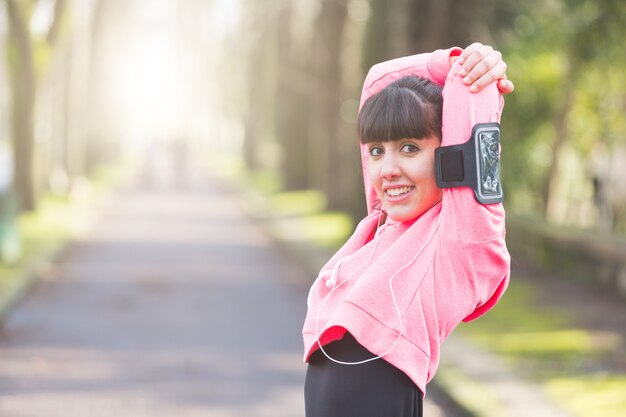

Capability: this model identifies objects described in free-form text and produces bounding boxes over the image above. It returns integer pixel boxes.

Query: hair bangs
[358,77,443,144]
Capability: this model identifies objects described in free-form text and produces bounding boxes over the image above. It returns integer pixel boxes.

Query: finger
[457,42,484,65]
[468,61,507,93]
[498,78,515,94]
[463,50,502,85]
[458,44,494,78]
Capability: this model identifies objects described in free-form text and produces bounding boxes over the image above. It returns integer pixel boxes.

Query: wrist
[448,48,462,69]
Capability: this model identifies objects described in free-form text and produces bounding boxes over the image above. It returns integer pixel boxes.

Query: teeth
[386,186,413,197]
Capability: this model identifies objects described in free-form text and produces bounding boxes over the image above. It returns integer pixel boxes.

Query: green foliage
[237,0,626,232]
[500,51,567,213]
[491,0,626,232]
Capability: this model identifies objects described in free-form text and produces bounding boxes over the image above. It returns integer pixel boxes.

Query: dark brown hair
[357,76,443,144]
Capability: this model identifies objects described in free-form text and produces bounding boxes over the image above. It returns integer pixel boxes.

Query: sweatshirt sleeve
[359,47,462,108]
[439,60,506,242]
[438,61,510,323]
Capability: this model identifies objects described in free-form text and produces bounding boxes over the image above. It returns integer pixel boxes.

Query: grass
[0,162,136,316]
[434,364,510,417]
[546,375,626,417]
[457,277,626,417]
[216,160,355,251]
[271,210,353,249]
[0,195,85,314]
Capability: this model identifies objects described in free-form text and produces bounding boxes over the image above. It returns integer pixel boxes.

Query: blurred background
[0,0,625,259]
[0,0,624,416]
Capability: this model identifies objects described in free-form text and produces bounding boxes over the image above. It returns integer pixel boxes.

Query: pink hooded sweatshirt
[302,47,510,396]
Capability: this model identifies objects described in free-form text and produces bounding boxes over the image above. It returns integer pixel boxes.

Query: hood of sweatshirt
[357,47,463,215]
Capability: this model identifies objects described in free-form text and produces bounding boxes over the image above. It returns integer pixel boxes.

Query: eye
[368,145,384,157]
[400,143,419,154]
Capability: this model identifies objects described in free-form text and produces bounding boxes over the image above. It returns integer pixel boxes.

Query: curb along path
[437,334,575,417]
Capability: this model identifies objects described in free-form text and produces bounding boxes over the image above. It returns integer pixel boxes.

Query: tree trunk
[240,0,270,172]
[65,0,102,177]
[274,1,311,190]
[47,0,67,45]
[5,0,36,211]
[310,0,348,210]
[543,63,577,220]
[361,0,391,73]
[406,0,478,52]
[83,0,132,174]
[5,0,68,211]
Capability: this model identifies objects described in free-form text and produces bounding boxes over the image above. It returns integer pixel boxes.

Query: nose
[380,152,401,180]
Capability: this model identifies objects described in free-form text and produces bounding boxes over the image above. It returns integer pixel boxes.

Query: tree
[5,0,67,211]
[273,0,311,190]
[309,0,349,210]
[406,0,479,52]
[361,0,391,73]
[239,0,274,172]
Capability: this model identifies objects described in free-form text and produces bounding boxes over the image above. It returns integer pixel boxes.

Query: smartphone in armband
[435,123,504,204]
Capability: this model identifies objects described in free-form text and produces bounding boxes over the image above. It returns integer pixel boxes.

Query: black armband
[435,123,503,204]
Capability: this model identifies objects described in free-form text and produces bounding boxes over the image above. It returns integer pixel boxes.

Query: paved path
[0,180,309,416]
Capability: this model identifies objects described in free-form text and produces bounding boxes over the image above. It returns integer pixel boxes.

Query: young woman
[302,43,512,417]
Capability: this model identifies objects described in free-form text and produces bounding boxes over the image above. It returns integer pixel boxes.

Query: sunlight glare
[120,34,183,139]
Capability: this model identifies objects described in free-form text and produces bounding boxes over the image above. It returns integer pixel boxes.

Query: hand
[450,42,515,94]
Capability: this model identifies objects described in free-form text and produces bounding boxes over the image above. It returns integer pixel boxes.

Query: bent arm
[359,48,460,108]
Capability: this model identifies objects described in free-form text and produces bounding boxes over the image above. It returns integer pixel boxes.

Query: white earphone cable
[314,211,442,365]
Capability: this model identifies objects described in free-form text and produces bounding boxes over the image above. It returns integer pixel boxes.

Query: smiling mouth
[385,186,415,197]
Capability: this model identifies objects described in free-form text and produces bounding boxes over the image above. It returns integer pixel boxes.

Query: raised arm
[439,59,505,241]
[360,48,458,109]
[437,60,510,324]
[359,44,512,214]
[360,43,514,109]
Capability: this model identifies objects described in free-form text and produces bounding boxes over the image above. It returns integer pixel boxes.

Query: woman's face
[366,136,443,222]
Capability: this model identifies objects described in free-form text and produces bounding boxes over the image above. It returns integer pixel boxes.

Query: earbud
[324,257,345,289]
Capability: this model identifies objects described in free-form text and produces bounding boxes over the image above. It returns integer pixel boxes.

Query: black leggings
[305,333,423,417]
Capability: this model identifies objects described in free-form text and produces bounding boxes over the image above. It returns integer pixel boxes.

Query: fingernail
[463,76,471,84]
[458,68,467,76]
[470,85,479,92]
